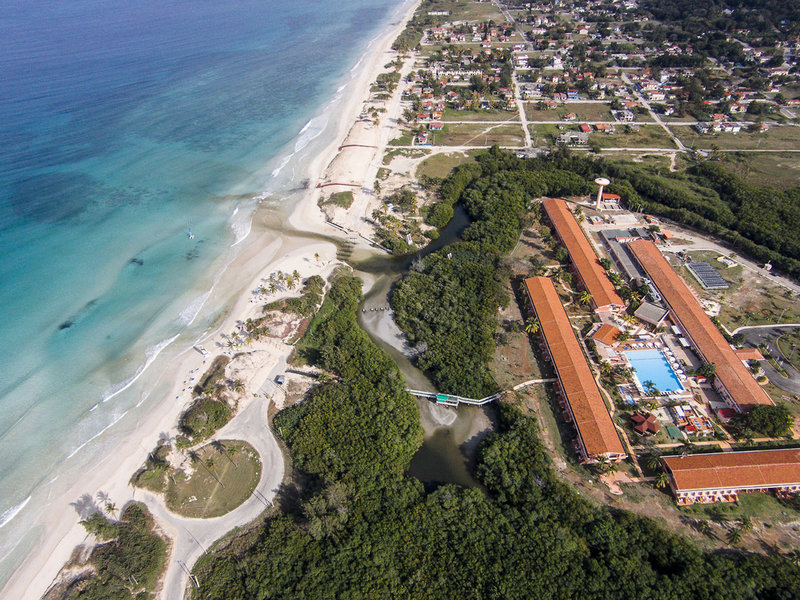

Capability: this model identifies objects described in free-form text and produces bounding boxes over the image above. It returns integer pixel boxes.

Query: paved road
[737,326,800,396]
[139,358,287,600]
[621,72,685,151]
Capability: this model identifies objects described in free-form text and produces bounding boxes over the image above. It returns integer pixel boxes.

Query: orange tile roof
[591,323,622,346]
[663,449,800,492]
[628,240,772,411]
[735,348,764,361]
[542,198,623,311]
[524,277,625,459]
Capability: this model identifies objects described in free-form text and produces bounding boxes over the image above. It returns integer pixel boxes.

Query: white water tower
[594,177,610,211]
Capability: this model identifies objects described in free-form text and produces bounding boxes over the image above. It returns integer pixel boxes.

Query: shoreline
[1,1,421,598]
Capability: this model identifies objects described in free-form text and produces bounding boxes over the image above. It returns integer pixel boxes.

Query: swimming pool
[625,349,684,393]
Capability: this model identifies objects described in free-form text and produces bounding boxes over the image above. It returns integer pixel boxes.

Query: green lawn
[525,102,614,122]
[415,150,479,179]
[719,152,800,190]
[165,440,261,518]
[442,108,519,122]
[777,329,800,372]
[590,125,677,149]
[676,125,800,151]
[436,123,525,146]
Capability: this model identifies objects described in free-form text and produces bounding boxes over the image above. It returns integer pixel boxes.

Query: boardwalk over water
[406,389,503,407]
[406,378,556,407]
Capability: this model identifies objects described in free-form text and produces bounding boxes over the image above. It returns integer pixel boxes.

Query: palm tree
[655,472,670,489]
[623,313,637,325]
[104,502,117,519]
[187,449,200,465]
[599,361,613,377]
[643,380,658,397]
[727,527,743,546]
[696,520,714,538]
[524,317,540,334]
[644,452,661,471]
[211,440,234,465]
[579,291,593,306]
[314,252,320,262]
[292,269,300,281]
[230,379,245,394]
[738,516,753,533]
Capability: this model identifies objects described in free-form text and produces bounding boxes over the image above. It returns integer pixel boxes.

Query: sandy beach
[2,1,420,598]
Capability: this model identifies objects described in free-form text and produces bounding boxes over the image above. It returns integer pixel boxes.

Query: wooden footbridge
[405,389,503,407]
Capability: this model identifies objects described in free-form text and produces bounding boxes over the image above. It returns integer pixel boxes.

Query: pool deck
[623,345,690,396]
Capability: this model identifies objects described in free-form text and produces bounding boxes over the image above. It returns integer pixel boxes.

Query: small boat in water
[188,227,195,240]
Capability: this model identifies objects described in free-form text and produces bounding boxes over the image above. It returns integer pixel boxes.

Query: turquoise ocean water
[0,0,405,585]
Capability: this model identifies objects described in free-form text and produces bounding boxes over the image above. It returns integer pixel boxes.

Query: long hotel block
[542,198,624,313]
[524,276,626,463]
[628,239,772,412]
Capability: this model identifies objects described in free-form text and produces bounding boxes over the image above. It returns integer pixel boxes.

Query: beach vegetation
[281,275,325,317]
[320,191,353,210]
[129,445,170,492]
[179,397,233,444]
[192,356,230,397]
[70,503,167,600]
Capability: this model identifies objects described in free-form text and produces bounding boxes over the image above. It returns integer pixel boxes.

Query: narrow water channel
[349,205,496,488]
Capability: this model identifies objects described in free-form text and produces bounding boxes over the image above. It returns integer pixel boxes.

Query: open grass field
[528,123,563,144]
[165,440,261,518]
[675,125,800,151]
[415,150,478,179]
[437,123,525,146]
[525,102,615,122]
[719,152,800,190]
[449,0,505,21]
[717,273,800,330]
[587,125,674,148]
[442,108,519,122]
[591,125,677,149]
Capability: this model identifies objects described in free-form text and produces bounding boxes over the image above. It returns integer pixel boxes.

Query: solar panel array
[687,262,729,289]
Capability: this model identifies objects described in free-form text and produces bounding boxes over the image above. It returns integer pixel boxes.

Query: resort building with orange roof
[628,239,772,413]
[523,276,626,464]
[661,449,800,505]
[541,198,624,314]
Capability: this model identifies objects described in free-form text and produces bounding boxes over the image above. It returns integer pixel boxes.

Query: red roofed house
[631,411,660,436]
[592,323,622,348]
[579,123,591,133]
[661,449,800,505]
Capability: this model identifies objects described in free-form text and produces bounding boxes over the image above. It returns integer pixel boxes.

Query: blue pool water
[625,349,684,393]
